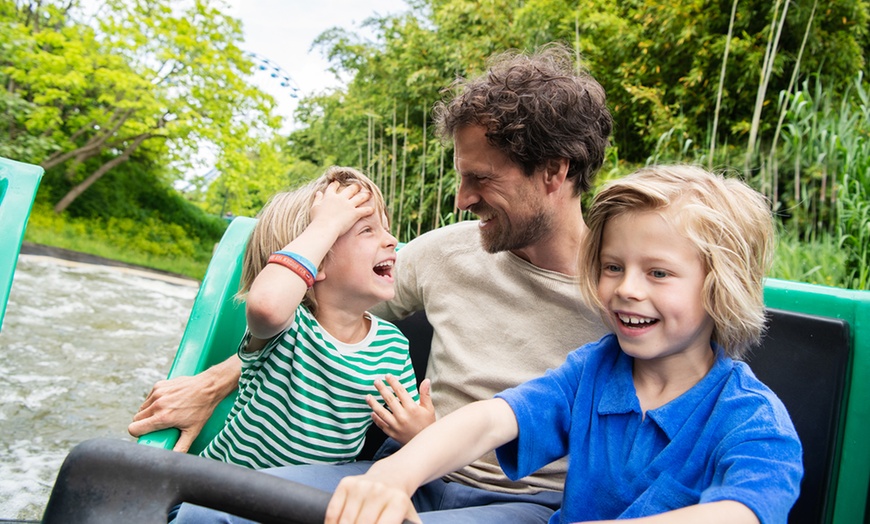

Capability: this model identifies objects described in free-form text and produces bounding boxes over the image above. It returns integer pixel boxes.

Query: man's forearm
[203,353,242,399]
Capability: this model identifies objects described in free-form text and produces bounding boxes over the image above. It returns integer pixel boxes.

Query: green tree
[1,0,281,213]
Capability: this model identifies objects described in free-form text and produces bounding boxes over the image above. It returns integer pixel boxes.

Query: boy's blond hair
[579,165,774,358]
[239,166,387,314]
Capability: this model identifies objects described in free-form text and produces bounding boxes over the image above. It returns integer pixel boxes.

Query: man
[133,43,613,523]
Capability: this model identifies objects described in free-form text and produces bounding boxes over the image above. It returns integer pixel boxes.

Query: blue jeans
[172,440,561,524]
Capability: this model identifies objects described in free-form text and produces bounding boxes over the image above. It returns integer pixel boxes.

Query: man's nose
[456,178,479,211]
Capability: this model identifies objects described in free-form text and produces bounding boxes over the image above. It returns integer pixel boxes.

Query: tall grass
[644,75,870,290]
[768,76,870,290]
[24,204,216,280]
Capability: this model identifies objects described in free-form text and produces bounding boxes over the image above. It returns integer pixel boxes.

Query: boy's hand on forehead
[311,181,376,235]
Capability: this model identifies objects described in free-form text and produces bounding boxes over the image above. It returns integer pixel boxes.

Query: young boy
[325,165,803,524]
[200,166,426,469]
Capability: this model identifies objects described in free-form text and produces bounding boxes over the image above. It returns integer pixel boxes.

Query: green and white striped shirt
[201,305,418,469]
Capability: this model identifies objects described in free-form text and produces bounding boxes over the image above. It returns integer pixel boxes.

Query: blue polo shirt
[495,334,802,524]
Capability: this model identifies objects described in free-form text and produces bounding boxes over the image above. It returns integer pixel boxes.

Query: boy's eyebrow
[599,250,684,266]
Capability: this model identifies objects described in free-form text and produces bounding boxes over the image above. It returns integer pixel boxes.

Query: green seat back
[137,216,254,454]
[139,220,870,524]
[0,157,43,331]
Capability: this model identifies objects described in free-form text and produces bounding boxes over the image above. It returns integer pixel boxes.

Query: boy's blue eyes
[601,265,669,278]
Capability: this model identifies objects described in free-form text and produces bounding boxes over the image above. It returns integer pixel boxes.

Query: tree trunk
[41,108,134,171]
[52,133,153,214]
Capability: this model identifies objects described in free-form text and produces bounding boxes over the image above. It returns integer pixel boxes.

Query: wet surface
[0,256,196,520]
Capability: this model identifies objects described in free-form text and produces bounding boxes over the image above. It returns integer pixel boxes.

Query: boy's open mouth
[373,260,394,278]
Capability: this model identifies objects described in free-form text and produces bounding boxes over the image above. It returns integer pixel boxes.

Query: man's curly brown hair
[433,43,613,197]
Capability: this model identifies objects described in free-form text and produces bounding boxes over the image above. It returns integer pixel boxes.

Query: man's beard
[476,207,552,254]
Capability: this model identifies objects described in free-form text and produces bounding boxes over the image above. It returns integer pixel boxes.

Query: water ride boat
[2,156,869,523]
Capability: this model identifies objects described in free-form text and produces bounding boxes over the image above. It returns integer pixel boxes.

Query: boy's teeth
[618,314,654,325]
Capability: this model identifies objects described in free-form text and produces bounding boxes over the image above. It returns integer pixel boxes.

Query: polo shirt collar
[597,342,733,439]
[598,340,640,415]
[648,347,732,439]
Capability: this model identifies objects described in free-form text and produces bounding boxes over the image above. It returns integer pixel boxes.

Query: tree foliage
[0,0,281,213]
[282,0,867,237]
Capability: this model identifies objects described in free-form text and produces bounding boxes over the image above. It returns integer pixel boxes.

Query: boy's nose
[614,272,645,300]
[383,231,398,249]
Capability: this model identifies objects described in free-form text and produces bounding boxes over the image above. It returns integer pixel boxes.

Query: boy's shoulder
[714,359,797,435]
[369,314,410,344]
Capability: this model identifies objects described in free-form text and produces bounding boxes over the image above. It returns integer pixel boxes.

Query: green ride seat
[0,156,43,331]
[137,216,254,454]
[135,219,870,524]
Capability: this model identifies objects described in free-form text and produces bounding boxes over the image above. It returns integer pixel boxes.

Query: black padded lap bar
[42,438,414,524]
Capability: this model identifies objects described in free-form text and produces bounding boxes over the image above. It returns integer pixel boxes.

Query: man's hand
[324,475,421,524]
[128,355,241,452]
[368,376,435,444]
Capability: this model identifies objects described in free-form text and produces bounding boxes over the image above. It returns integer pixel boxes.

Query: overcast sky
[225,0,410,131]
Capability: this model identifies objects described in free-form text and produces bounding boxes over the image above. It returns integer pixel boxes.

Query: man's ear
[542,158,570,194]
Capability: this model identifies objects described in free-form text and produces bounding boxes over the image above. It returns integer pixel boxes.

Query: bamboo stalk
[390,102,398,225]
[367,115,373,174]
[398,106,409,239]
[434,144,444,229]
[417,102,427,237]
[710,0,739,171]
[746,0,790,169]
[767,0,818,209]
[378,123,385,191]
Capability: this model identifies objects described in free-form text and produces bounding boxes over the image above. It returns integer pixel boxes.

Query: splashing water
[0,256,197,521]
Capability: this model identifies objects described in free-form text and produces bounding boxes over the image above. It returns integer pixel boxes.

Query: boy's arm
[128,183,373,451]
[246,182,372,339]
[127,354,242,452]
[325,398,518,524]
[587,500,759,524]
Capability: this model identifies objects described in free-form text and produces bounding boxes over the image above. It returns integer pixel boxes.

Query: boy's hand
[369,377,435,444]
[324,475,421,524]
[309,181,374,238]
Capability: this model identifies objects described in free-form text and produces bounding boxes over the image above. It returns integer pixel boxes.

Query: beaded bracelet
[274,250,317,278]
[267,253,315,288]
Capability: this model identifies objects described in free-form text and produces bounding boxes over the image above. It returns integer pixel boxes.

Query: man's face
[453,125,552,253]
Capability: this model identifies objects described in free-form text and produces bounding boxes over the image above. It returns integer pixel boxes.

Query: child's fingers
[371,411,393,435]
[417,378,433,411]
[374,378,405,413]
[384,374,415,405]
[326,477,403,524]
[367,391,392,416]
[312,190,324,206]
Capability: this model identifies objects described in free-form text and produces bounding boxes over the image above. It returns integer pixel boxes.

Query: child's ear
[314,270,326,282]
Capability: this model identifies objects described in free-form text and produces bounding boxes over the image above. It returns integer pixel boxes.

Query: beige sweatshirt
[372,220,607,494]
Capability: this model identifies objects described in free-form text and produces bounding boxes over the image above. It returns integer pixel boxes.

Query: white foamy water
[0,257,197,521]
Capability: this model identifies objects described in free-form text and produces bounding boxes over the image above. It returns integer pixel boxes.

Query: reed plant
[641,75,870,290]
